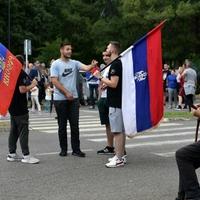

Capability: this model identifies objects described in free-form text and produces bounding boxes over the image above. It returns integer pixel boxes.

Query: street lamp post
[8,0,11,49]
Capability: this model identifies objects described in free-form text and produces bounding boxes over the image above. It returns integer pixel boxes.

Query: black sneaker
[97,146,115,154]
[72,150,86,157]
[176,105,182,110]
[183,105,188,109]
[59,151,67,157]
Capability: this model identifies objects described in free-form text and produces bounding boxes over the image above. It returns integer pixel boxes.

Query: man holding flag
[7,55,39,164]
[94,41,126,168]
[93,21,165,167]
[0,43,39,164]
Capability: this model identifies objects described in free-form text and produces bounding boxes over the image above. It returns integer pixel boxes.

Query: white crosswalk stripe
[26,112,197,158]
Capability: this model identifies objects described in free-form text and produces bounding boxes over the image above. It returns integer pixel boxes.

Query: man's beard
[63,54,71,59]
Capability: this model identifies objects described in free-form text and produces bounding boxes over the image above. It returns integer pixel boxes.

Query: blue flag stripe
[132,38,152,132]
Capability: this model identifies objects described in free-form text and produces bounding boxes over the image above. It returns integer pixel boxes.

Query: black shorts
[97,98,109,125]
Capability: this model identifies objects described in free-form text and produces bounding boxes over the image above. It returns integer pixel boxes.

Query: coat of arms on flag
[0,43,22,116]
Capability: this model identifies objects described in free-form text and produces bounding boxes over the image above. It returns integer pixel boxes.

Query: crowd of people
[163,60,197,112]
[20,59,101,113]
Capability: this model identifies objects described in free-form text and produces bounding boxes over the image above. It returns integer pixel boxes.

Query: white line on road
[30,119,100,124]
[28,115,95,121]
[87,131,196,141]
[37,127,106,133]
[125,139,193,148]
[151,126,194,132]
[36,149,93,156]
[31,124,104,130]
[30,121,101,126]
[152,152,175,157]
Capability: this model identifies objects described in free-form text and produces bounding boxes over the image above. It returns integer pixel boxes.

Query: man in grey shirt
[182,59,197,111]
[50,41,97,157]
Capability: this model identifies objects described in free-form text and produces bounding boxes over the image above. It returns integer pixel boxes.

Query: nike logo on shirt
[62,68,73,77]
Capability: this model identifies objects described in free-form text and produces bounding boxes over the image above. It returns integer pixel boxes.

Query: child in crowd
[44,83,53,112]
[30,86,41,112]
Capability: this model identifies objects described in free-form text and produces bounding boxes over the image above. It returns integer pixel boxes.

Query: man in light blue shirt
[50,41,97,157]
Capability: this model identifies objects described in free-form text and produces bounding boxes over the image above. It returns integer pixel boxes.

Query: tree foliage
[0,0,199,67]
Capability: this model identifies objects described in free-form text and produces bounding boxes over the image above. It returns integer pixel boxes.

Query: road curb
[0,121,9,134]
[163,117,192,122]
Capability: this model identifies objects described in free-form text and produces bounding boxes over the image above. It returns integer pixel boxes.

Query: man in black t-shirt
[94,41,126,168]
[7,55,39,164]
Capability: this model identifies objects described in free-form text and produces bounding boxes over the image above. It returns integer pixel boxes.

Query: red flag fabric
[0,43,22,116]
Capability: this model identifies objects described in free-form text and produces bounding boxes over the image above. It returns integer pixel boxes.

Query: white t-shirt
[101,66,110,98]
[45,87,52,101]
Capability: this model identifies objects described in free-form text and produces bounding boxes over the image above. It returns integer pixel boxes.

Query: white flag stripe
[125,139,193,148]
[121,49,137,134]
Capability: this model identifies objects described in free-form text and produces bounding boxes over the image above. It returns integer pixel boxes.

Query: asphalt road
[0,107,199,200]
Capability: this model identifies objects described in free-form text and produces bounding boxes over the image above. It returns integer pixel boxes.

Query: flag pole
[87,45,133,81]
[195,118,200,142]
[87,20,167,81]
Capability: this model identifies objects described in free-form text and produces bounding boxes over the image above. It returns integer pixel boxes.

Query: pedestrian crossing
[1,111,198,158]
[12,111,195,157]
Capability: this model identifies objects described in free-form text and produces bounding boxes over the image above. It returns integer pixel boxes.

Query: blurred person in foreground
[175,106,200,200]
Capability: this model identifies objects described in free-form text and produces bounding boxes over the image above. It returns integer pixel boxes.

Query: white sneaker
[108,155,127,164]
[7,153,22,162]
[108,155,118,162]
[105,157,124,168]
[122,155,127,164]
[21,155,40,164]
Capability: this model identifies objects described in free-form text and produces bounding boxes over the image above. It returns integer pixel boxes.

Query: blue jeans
[54,99,80,152]
[89,84,98,106]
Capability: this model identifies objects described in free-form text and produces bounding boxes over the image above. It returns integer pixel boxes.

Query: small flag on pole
[121,21,165,137]
[0,43,22,116]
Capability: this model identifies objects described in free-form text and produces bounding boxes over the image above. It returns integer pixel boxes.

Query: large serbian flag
[121,21,165,137]
[0,43,22,116]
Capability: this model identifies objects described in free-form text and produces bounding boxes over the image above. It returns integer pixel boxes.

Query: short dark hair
[109,41,121,54]
[60,41,72,49]
[16,55,24,65]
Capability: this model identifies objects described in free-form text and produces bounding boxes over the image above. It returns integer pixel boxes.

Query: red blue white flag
[0,43,22,116]
[121,21,165,137]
